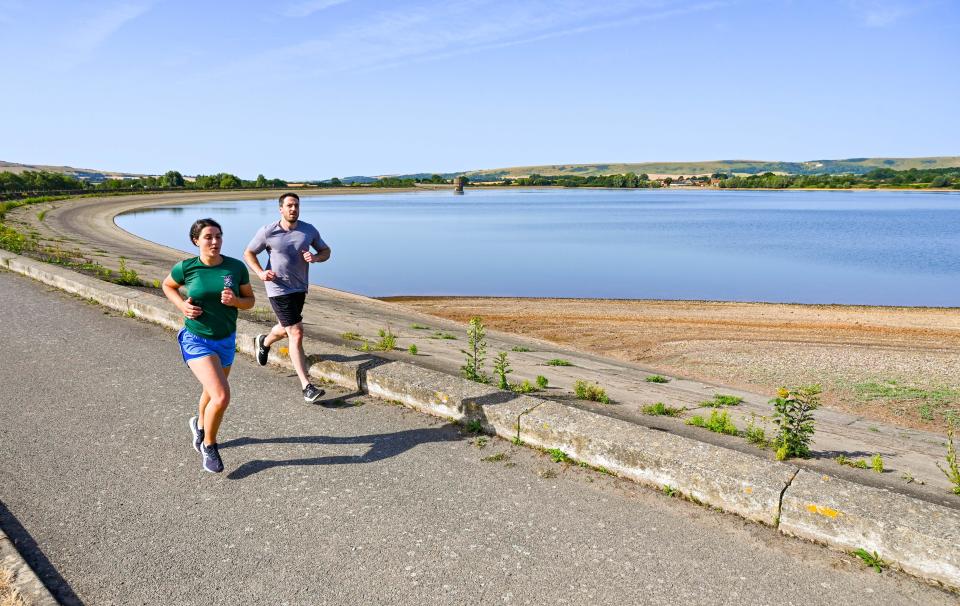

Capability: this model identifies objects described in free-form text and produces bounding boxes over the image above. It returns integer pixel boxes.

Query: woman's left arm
[222,282,256,310]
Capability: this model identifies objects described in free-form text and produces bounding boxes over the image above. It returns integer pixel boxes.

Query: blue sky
[1,0,957,179]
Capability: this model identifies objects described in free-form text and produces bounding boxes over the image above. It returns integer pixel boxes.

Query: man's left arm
[302,230,331,264]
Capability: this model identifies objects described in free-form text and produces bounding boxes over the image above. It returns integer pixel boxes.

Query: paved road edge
[0,527,58,606]
[2,250,957,592]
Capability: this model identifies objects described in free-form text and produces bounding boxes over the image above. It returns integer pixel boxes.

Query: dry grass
[388,296,960,432]
[0,568,29,606]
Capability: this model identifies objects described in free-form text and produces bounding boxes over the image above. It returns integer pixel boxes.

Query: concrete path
[2,269,956,604]
[10,192,957,503]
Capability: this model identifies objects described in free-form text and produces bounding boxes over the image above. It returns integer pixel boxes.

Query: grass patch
[854,380,960,422]
[36,209,47,221]
[744,415,772,448]
[686,410,739,435]
[374,326,396,351]
[701,394,743,408]
[429,331,457,340]
[645,375,670,383]
[871,454,884,473]
[0,567,28,606]
[408,344,418,355]
[511,379,537,394]
[835,455,869,469]
[573,379,611,404]
[546,358,572,366]
[642,402,684,417]
[511,345,531,352]
[482,452,508,463]
[340,331,363,341]
[465,419,484,434]
[410,323,430,330]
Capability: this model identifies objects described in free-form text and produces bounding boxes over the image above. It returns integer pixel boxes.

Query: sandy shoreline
[385,296,960,432]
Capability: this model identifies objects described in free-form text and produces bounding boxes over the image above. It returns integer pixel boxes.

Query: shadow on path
[220,425,463,480]
[0,499,84,606]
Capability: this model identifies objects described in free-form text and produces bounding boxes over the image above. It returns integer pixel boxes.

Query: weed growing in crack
[493,351,512,390]
[871,454,884,474]
[642,402,684,417]
[853,548,888,573]
[574,379,611,404]
[546,358,572,367]
[702,394,743,408]
[465,419,484,434]
[408,344,418,355]
[511,345,531,352]
[548,448,571,464]
[375,326,396,351]
[646,375,670,383]
[686,410,738,436]
[937,423,960,495]
[536,375,549,389]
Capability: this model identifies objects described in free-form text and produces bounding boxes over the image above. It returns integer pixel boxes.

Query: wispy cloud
[282,0,353,18]
[62,2,152,61]
[848,0,913,27]
[241,1,725,79]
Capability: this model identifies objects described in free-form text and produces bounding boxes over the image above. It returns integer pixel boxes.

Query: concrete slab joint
[779,469,960,589]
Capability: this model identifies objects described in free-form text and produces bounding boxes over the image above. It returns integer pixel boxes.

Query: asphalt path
[0,269,954,605]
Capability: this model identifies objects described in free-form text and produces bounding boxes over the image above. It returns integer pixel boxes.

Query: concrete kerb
[0,527,58,606]
[518,401,799,525]
[3,249,960,591]
[780,469,960,589]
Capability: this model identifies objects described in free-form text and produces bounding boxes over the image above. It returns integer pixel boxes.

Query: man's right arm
[244,248,275,282]
[244,229,276,282]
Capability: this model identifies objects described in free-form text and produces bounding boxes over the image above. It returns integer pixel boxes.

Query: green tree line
[0,170,288,194]
[717,167,960,189]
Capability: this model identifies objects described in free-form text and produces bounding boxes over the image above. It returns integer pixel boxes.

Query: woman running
[162,218,255,473]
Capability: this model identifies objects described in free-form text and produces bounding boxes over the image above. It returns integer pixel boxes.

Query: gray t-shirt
[246,220,327,298]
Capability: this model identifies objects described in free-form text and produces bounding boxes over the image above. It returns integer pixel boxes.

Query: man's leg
[285,322,310,388]
[262,322,287,348]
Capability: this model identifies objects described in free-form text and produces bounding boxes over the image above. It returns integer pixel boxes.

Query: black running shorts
[268,291,307,327]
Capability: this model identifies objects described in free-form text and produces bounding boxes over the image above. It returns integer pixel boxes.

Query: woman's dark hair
[189,218,222,246]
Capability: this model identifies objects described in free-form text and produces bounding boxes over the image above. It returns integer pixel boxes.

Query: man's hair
[279,192,300,206]
[189,218,222,245]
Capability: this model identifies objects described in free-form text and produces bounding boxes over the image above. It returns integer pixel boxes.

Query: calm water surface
[115,188,960,306]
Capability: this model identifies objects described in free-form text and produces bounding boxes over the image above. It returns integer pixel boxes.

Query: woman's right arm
[162,274,202,319]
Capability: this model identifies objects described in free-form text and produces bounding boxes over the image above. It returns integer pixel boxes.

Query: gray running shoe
[303,383,325,403]
[255,334,270,366]
[189,416,204,454]
[201,442,224,473]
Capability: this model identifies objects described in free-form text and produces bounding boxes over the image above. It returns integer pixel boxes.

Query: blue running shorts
[177,328,236,368]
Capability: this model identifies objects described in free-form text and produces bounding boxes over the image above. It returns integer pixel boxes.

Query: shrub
[535,375,549,389]
[771,385,821,460]
[574,379,611,404]
[461,317,488,384]
[493,352,512,390]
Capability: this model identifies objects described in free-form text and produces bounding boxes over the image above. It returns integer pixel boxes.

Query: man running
[244,192,331,402]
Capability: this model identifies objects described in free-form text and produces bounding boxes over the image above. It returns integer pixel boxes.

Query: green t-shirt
[170,256,250,340]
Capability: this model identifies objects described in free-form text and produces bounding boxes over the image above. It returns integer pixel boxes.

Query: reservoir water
[115,188,960,306]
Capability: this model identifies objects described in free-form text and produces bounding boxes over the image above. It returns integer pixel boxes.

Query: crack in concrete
[776,467,801,528]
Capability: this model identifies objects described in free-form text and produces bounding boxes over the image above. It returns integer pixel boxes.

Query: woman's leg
[197,365,232,429]
[187,356,231,445]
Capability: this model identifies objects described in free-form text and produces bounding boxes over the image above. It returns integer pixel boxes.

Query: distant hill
[453,157,960,181]
[0,160,146,183]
